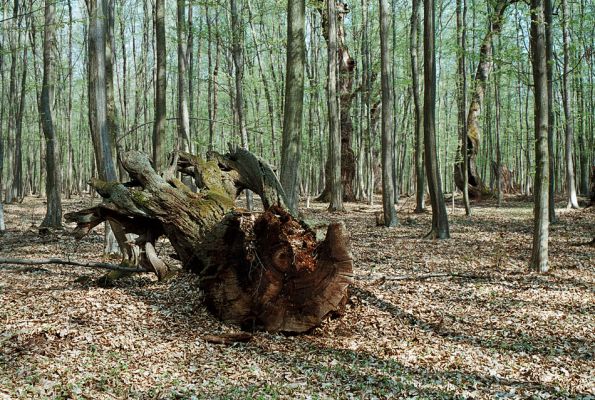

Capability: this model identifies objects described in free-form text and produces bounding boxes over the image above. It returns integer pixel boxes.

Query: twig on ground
[0,258,148,273]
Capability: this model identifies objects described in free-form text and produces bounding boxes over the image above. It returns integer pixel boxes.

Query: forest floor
[0,194,593,399]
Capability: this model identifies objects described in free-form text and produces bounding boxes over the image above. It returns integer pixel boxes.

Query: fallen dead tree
[64,147,353,333]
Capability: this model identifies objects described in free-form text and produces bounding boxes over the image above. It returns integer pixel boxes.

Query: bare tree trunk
[530,0,549,272]
[379,0,397,226]
[561,0,579,209]
[13,31,27,201]
[177,0,191,153]
[544,0,556,222]
[4,0,19,204]
[456,0,470,215]
[280,0,305,215]
[424,0,449,239]
[40,0,62,228]
[327,0,343,211]
[66,0,74,199]
[411,0,425,213]
[153,0,166,171]
[316,1,357,202]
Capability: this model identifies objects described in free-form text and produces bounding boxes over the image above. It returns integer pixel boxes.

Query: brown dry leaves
[0,195,593,399]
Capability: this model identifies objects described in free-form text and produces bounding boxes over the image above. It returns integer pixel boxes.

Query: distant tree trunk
[379,0,397,227]
[280,0,305,215]
[66,0,74,199]
[544,0,556,222]
[153,0,166,171]
[39,0,62,228]
[530,0,549,272]
[494,50,502,207]
[561,0,579,209]
[316,0,357,202]
[230,0,253,210]
[456,0,470,215]
[454,0,510,197]
[424,0,449,239]
[4,1,19,204]
[177,0,191,153]
[13,34,27,201]
[410,0,425,213]
[327,0,343,211]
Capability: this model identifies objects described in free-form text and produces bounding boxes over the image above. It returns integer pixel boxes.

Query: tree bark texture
[379,0,397,227]
[424,0,449,239]
[153,0,166,171]
[66,148,353,333]
[280,0,306,215]
[530,0,550,272]
[40,0,62,228]
[316,1,356,202]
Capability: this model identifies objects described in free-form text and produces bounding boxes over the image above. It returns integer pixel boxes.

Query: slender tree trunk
[379,0,397,226]
[530,0,549,272]
[411,0,425,213]
[40,0,62,228]
[544,0,556,221]
[280,0,305,215]
[424,0,449,239]
[327,0,343,211]
[4,1,19,204]
[177,0,191,153]
[561,0,579,209]
[66,0,74,199]
[13,35,27,201]
[456,0,470,215]
[230,0,253,210]
[153,0,166,171]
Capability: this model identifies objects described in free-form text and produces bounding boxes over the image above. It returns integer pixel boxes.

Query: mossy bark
[66,148,353,332]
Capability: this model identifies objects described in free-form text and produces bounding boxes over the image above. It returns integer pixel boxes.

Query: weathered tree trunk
[66,148,353,333]
[456,0,470,215]
[177,0,191,153]
[316,1,357,202]
[454,0,511,197]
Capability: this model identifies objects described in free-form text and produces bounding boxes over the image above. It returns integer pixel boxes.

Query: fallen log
[65,147,353,333]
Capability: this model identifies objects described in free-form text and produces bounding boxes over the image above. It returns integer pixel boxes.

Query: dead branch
[0,258,148,273]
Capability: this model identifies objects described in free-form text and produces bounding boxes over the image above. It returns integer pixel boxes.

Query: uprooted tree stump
[65,147,353,333]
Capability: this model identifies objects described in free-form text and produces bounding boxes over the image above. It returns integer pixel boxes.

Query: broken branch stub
[65,149,353,332]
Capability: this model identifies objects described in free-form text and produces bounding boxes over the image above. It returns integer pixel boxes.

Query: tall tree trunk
[455,0,510,197]
[280,0,305,215]
[530,0,549,272]
[4,0,19,204]
[379,0,397,226]
[153,0,166,171]
[177,0,191,153]
[561,0,579,209]
[316,0,357,202]
[456,0,470,215]
[424,0,449,239]
[327,0,343,211]
[13,34,27,201]
[411,0,425,213]
[66,0,74,199]
[544,0,556,221]
[40,0,62,228]
[230,0,253,210]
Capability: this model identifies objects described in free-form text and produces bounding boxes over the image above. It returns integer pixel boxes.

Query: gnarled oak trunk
[65,147,353,333]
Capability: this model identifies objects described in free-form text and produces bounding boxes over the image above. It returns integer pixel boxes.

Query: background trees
[0,0,592,250]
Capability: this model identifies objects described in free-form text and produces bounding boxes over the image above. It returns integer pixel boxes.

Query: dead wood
[64,147,353,333]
